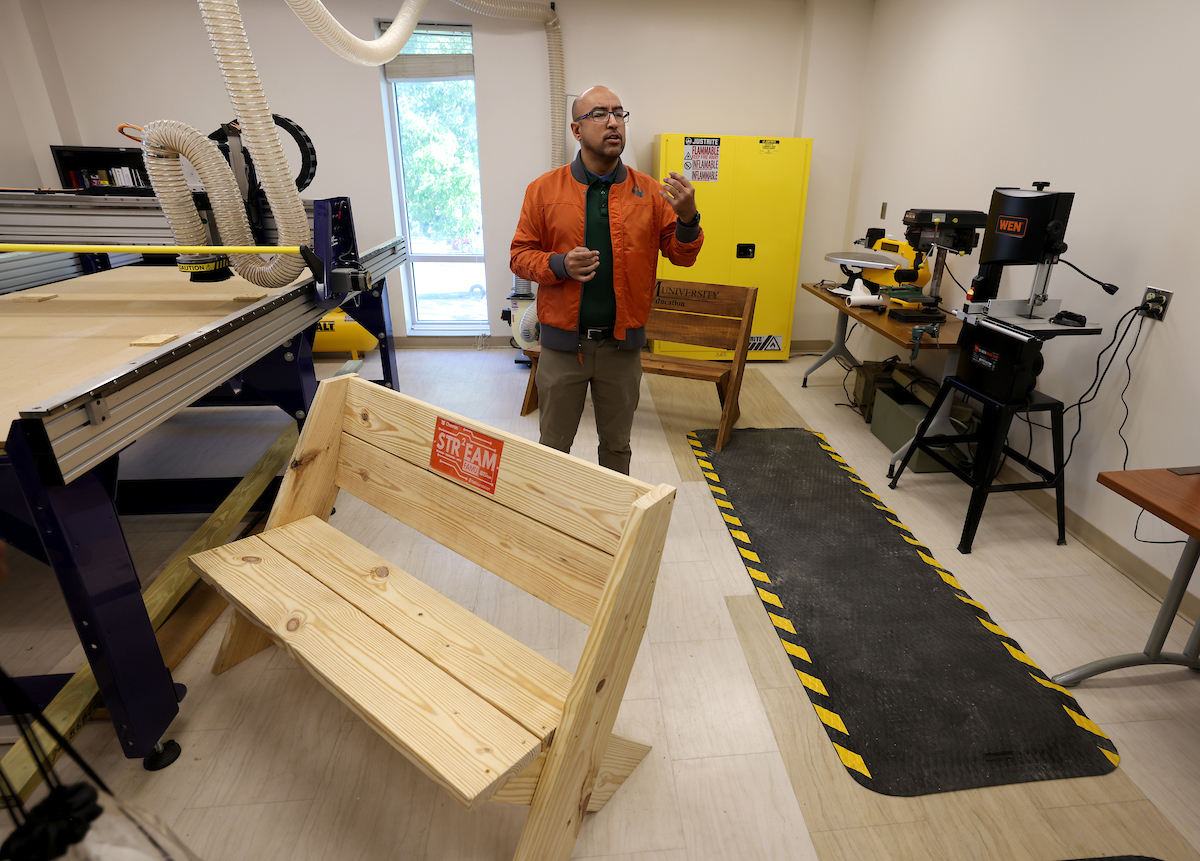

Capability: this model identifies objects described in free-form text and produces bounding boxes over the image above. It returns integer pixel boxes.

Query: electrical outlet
[1140,287,1172,321]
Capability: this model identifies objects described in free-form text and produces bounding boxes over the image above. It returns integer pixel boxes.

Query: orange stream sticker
[429,417,504,494]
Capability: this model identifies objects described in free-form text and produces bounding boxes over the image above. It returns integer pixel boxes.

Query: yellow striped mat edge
[686,429,1119,783]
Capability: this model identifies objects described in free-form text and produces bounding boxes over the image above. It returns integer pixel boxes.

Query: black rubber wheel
[143,739,181,771]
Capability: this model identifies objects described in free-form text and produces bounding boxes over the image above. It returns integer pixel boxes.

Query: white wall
[847,0,1200,581]
[791,0,875,343]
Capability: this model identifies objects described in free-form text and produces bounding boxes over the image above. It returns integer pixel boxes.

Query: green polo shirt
[579,168,616,328]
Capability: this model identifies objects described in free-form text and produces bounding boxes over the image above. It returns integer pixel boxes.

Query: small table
[1053,468,1200,686]
[799,282,964,387]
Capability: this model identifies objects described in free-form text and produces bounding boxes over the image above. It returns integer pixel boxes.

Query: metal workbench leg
[889,379,954,487]
[1053,537,1200,687]
[887,395,957,478]
[7,422,182,760]
[802,311,859,388]
[345,277,400,391]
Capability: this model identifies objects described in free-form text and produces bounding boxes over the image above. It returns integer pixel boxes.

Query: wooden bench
[188,374,676,860]
[520,280,758,451]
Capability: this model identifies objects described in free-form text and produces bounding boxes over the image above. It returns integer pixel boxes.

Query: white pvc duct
[145,0,563,288]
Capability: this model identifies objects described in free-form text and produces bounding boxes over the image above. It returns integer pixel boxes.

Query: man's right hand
[564,246,600,282]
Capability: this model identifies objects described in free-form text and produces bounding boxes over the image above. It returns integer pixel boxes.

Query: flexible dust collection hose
[145,0,564,288]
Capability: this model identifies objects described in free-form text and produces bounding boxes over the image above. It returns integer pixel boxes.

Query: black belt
[582,327,614,340]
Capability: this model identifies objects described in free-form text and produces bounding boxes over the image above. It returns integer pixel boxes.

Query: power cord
[1060,259,1120,295]
[1134,509,1187,545]
[1117,315,1146,470]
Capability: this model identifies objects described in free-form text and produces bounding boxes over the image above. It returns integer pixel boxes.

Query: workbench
[1054,468,1200,686]
[800,282,963,386]
[0,241,404,775]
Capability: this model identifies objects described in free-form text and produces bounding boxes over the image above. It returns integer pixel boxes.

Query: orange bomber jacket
[509,153,704,352]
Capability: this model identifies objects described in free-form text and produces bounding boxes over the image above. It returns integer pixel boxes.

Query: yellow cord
[0,244,302,255]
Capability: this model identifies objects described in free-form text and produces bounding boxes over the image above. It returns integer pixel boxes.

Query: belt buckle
[586,327,607,340]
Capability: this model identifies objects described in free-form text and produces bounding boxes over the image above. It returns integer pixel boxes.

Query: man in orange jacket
[510,85,704,474]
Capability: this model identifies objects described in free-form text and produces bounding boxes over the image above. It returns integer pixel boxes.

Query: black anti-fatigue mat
[690,427,1118,796]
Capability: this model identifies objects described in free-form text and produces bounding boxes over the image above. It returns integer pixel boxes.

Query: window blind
[382,26,474,80]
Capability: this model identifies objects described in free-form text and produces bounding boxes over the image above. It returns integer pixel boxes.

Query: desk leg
[802,312,859,388]
[1052,536,1200,686]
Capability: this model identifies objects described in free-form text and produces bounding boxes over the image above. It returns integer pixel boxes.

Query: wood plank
[488,732,651,811]
[265,374,350,531]
[515,483,676,861]
[653,280,752,318]
[189,535,543,811]
[0,422,296,803]
[1,266,302,434]
[342,377,646,556]
[336,433,611,625]
[129,333,178,347]
[647,309,740,352]
[640,354,729,382]
[260,516,570,742]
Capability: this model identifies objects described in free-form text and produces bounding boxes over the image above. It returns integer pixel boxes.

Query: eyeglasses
[575,108,631,124]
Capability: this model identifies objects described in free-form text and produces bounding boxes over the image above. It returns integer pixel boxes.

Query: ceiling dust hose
[144,0,563,287]
[283,0,565,168]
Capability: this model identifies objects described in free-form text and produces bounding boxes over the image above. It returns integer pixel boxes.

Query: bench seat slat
[639,354,730,382]
[259,516,571,741]
[337,433,611,625]
[189,535,543,811]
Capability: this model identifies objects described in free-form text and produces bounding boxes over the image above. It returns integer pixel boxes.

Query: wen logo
[996,216,1028,237]
[632,182,644,198]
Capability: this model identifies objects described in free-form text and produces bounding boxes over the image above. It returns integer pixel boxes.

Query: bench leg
[520,355,539,416]
[715,377,740,452]
[487,732,651,811]
[211,608,274,675]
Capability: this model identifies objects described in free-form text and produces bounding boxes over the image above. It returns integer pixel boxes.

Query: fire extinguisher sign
[683,137,720,182]
[430,417,504,494]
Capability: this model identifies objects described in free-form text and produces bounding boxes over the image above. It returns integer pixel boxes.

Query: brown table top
[801,282,963,350]
[1098,469,1200,541]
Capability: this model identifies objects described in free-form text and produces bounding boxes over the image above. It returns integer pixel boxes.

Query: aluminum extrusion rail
[16,234,406,485]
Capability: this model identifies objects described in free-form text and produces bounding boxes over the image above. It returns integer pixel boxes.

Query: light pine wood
[515,484,675,860]
[129,333,178,347]
[488,732,652,811]
[343,377,647,556]
[0,266,302,435]
[336,432,612,625]
[211,609,275,676]
[259,516,570,741]
[264,374,351,531]
[0,423,295,802]
[189,536,544,810]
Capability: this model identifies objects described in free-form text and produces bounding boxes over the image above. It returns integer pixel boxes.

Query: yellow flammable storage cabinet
[653,133,811,360]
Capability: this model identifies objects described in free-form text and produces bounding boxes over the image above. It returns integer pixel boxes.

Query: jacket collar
[570,151,627,185]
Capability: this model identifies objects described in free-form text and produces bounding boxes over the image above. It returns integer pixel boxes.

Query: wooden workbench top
[801,282,963,350]
[1,265,302,437]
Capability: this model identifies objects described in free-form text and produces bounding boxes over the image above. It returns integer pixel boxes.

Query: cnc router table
[0,237,404,788]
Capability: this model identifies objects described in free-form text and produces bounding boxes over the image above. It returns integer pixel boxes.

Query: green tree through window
[395,80,482,254]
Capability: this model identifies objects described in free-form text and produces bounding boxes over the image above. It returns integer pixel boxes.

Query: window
[383,25,486,330]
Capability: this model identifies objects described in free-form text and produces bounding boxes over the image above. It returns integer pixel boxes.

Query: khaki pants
[536,339,642,474]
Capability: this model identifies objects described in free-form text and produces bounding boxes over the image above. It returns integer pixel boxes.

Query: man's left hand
[660,171,697,223]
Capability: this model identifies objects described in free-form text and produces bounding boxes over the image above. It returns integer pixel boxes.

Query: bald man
[510,86,704,474]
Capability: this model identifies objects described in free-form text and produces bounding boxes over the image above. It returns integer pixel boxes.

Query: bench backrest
[646,280,757,353]
[265,374,665,625]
